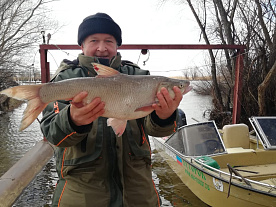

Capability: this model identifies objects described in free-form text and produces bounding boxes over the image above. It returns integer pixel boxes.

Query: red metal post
[232,49,245,124]
[39,46,48,83]
[119,44,247,50]
[39,44,246,51]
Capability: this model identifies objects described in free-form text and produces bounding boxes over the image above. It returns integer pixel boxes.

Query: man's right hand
[70,91,105,126]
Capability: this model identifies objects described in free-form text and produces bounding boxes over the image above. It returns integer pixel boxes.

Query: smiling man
[78,13,121,60]
[81,33,117,59]
[40,13,183,207]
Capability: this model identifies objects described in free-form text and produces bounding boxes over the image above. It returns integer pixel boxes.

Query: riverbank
[0,95,23,113]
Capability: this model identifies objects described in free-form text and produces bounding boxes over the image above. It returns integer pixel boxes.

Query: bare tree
[253,0,276,115]
[160,0,276,126]
[0,0,59,90]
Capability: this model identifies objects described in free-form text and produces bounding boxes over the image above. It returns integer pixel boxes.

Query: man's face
[81,33,118,60]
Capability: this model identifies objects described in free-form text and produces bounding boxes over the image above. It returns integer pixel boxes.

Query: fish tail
[0,84,47,131]
[0,84,44,100]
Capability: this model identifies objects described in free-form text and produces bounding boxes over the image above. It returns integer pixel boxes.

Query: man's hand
[152,86,182,119]
[70,91,105,126]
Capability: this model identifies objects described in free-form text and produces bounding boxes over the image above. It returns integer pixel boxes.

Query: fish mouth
[182,86,193,94]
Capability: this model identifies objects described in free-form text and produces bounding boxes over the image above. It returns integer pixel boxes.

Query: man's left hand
[152,86,183,119]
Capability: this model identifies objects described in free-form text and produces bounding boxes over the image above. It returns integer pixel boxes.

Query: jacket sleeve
[40,67,92,147]
[144,110,178,137]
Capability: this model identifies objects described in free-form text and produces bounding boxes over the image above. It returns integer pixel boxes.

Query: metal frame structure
[39,44,246,124]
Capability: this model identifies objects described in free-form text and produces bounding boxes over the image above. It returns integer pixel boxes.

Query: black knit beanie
[77,13,122,46]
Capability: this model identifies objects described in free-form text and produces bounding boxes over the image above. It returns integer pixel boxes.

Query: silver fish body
[40,74,190,120]
[0,63,192,135]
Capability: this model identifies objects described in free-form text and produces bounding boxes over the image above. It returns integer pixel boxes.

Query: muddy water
[151,149,209,207]
[0,103,43,177]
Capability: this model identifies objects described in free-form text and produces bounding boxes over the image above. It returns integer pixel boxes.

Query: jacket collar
[78,52,122,72]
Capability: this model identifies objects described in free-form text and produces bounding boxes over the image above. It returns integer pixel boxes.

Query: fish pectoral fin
[107,118,127,137]
[135,105,154,112]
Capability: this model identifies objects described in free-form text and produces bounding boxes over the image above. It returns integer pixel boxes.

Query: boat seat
[222,124,250,149]
[226,147,255,154]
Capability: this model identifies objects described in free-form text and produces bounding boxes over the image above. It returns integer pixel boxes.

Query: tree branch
[254,0,273,49]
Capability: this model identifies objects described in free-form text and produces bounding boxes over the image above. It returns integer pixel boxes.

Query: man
[41,13,183,207]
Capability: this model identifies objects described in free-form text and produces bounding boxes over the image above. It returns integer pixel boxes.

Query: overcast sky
[41,0,207,76]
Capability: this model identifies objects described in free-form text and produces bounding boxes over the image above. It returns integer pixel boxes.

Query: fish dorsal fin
[92,63,120,77]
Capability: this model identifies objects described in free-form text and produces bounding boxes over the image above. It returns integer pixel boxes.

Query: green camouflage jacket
[40,53,177,207]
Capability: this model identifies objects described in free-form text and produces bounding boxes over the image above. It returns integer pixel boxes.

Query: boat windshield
[166,121,226,156]
[249,116,276,149]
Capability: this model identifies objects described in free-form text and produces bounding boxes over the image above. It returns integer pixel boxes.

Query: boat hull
[153,137,276,207]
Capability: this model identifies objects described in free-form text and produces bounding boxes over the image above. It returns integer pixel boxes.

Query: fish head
[158,78,192,98]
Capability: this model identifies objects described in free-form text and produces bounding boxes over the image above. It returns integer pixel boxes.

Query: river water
[0,88,212,207]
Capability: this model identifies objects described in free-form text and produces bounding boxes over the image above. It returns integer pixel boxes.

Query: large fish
[0,63,192,136]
